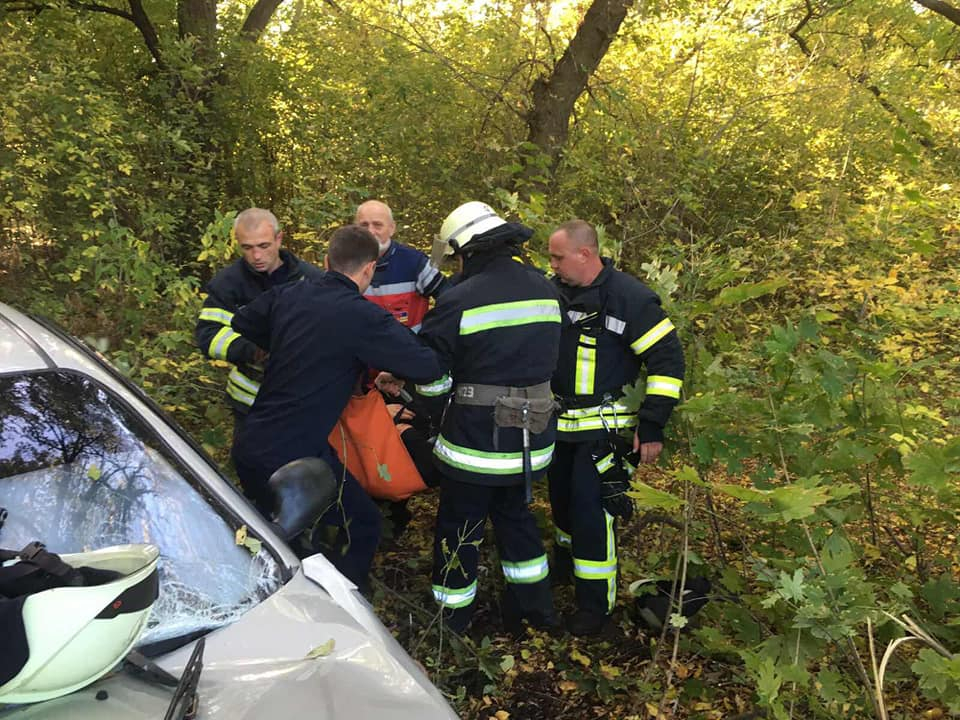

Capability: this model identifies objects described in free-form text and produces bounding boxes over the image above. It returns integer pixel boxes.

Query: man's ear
[275,231,284,245]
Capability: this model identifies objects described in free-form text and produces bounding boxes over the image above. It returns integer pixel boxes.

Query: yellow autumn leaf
[570,648,591,667]
[494,711,510,720]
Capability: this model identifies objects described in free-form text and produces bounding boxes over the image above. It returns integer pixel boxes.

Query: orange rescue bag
[328,389,427,501]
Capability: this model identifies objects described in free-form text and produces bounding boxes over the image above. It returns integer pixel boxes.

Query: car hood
[2,560,457,720]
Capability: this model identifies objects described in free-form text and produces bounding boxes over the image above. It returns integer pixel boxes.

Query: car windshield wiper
[163,637,204,720]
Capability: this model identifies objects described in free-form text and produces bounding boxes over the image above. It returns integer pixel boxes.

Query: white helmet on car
[438,201,507,256]
[0,542,160,704]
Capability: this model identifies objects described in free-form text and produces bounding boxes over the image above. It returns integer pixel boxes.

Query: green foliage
[3,0,960,717]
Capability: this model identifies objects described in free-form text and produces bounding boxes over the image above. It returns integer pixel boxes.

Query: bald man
[547,219,685,636]
[354,200,447,331]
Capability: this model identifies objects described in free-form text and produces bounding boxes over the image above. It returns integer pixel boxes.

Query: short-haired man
[195,208,322,445]
[354,200,447,331]
[230,225,442,590]
[548,220,685,636]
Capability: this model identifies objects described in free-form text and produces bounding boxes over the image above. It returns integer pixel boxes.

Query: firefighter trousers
[548,439,619,616]
[431,477,553,632]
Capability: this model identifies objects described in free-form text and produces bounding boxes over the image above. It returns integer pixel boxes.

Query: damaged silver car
[0,303,458,720]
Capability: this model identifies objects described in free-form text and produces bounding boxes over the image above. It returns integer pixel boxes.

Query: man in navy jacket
[231,225,442,590]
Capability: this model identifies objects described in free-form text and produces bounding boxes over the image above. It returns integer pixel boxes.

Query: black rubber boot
[565,609,610,637]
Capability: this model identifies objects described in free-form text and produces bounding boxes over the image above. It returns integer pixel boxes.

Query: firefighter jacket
[195,250,323,413]
[415,250,562,486]
[552,258,685,444]
[230,271,443,479]
[364,241,448,332]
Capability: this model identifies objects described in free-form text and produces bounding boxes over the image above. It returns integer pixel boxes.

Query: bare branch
[914,0,960,28]
[126,0,164,68]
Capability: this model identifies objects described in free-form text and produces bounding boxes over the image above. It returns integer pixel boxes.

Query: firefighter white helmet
[438,201,507,256]
[0,543,160,704]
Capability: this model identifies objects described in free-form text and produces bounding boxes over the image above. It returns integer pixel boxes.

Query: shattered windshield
[0,370,284,644]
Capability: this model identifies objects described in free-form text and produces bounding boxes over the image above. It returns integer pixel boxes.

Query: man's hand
[633,431,663,464]
[375,371,405,397]
[253,347,269,365]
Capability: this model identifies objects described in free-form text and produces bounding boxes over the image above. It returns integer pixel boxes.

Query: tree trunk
[522,0,635,191]
[178,0,218,64]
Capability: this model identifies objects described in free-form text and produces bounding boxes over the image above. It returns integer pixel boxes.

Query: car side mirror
[268,458,338,540]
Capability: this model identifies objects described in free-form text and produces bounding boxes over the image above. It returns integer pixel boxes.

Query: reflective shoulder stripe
[416,374,452,397]
[433,436,554,474]
[460,299,561,335]
[209,326,241,360]
[432,579,477,608]
[630,318,675,355]
[502,555,549,584]
[416,262,441,294]
[604,315,626,335]
[646,375,683,399]
[199,307,234,325]
[365,281,417,297]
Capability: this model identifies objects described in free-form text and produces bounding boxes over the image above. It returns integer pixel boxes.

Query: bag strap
[454,381,554,407]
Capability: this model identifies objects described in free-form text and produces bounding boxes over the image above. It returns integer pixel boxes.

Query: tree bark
[177,0,217,64]
[523,0,635,190]
[914,0,960,28]
[241,0,286,41]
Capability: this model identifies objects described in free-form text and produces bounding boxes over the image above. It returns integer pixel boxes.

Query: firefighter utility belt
[454,381,557,434]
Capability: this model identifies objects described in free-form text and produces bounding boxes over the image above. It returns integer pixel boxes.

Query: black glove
[599,464,634,521]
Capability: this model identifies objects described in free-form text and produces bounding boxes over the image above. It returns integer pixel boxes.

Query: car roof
[0,303,106,375]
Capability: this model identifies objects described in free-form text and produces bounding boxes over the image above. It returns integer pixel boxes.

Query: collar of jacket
[375,242,398,270]
[324,270,360,293]
[241,248,300,280]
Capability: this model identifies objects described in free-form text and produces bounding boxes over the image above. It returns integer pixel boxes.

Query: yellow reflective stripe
[433,436,554,474]
[572,511,617,611]
[416,374,452,397]
[555,527,572,548]
[595,453,616,474]
[575,334,596,395]
[432,580,477,608]
[560,402,632,418]
[502,555,549,583]
[459,299,561,335]
[557,414,637,434]
[646,375,682,399]
[226,380,256,407]
[228,367,260,394]
[630,318,675,355]
[209,326,241,360]
[199,307,234,324]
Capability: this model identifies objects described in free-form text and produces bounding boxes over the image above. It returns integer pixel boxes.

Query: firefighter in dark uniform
[548,219,685,636]
[394,201,562,633]
[195,208,323,446]
[229,226,442,591]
